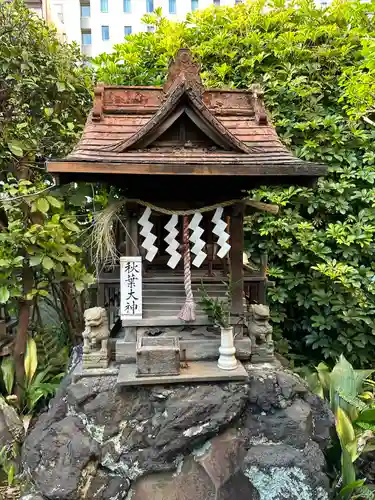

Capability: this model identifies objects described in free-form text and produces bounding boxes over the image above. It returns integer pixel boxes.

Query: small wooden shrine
[48,49,326,381]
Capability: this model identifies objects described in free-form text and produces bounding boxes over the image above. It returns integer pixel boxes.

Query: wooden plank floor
[117,360,248,387]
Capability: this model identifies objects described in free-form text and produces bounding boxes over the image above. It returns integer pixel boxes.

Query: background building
[26,0,332,58]
[24,0,69,41]
[75,0,245,57]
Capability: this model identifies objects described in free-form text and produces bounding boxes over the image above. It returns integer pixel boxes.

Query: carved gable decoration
[47,48,327,181]
[102,49,250,153]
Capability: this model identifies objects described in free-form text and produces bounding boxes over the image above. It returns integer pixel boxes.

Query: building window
[169,0,176,14]
[123,0,131,12]
[101,25,110,40]
[191,0,198,11]
[124,25,132,35]
[81,30,92,45]
[147,25,155,32]
[235,0,242,3]
[146,0,154,13]
[100,0,108,12]
[80,3,90,16]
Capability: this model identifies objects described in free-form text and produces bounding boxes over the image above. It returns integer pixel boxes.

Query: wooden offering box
[136,336,180,377]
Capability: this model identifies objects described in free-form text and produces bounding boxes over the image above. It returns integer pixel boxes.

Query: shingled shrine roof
[47,49,326,181]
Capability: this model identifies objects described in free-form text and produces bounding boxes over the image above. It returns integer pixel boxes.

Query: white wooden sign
[120,256,143,321]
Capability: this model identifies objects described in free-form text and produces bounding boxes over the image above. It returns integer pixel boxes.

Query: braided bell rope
[178,215,196,322]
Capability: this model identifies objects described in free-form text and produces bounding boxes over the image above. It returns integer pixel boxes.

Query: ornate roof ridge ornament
[250,84,268,126]
[101,48,251,154]
[163,48,204,96]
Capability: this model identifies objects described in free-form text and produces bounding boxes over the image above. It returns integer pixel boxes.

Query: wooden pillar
[126,203,139,257]
[230,203,244,317]
[259,252,268,304]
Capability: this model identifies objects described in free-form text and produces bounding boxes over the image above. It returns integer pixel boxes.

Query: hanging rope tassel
[179,215,196,322]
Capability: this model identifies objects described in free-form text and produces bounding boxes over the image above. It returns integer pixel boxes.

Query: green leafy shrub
[93,0,375,365]
[199,284,231,328]
[0,337,65,416]
[33,325,69,376]
[305,356,375,499]
[0,0,94,392]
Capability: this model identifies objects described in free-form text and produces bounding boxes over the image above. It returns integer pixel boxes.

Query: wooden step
[122,314,211,327]
[143,281,226,287]
[143,301,205,314]
[116,361,248,387]
[143,294,225,303]
[143,284,226,291]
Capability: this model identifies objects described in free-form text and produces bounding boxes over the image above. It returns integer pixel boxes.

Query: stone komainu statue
[248,304,274,362]
[82,307,110,369]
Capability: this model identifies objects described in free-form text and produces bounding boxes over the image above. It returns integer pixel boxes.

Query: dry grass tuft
[86,200,126,271]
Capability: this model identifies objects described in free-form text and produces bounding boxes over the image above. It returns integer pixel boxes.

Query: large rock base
[21,362,333,500]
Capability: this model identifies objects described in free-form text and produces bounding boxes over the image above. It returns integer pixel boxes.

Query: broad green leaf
[306,372,324,398]
[8,140,24,157]
[7,463,15,486]
[29,255,43,267]
[36,198,50,214]
[1,357,14,395]
[316,363,331,393]
[65,244,81,253]
[56,81,66,92]
[336,407,355,448]
[0,287,10,304]
[340,447,356,497]
[339,480,365,497]
[61,219,80,232]
[46,195,62,208]
[13,256,24,266]
[359,391,374,400]
[24,337,38,385]
[37,281,49,288]
[354,370,375,392]
[75,280,84,292]
[82,273,95,285]
[356,408,375,423]
[42,256,54,270]
[60,253,76,266]
[26,289,38,301]
[330,355,357,417]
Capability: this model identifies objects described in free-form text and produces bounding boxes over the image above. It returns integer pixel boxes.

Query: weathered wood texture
[47,49,327,182]
[93,271,269,329]
[230,205,244,317]
[48,161,325,178]
[116,360,248,387]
